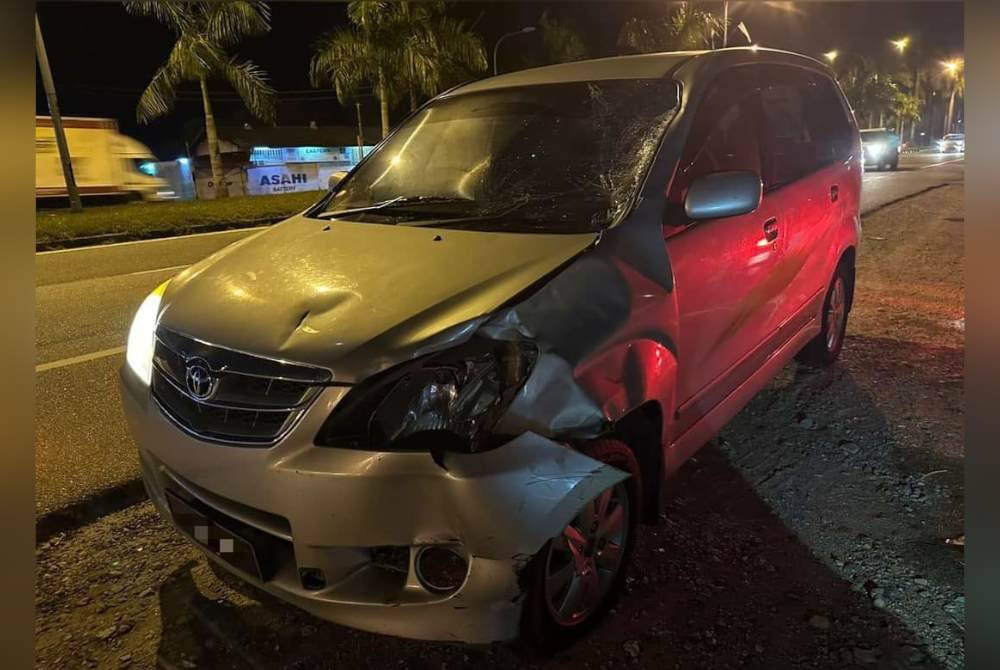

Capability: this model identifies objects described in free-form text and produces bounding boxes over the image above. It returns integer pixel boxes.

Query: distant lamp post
[823,50,838,64]
[891,36,911,54]
[493,26,536,76]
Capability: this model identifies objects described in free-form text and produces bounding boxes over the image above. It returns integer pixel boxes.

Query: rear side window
[668,67,762,206]
[758,66,853,189]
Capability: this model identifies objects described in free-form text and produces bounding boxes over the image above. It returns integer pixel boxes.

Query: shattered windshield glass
[317,79,680,233]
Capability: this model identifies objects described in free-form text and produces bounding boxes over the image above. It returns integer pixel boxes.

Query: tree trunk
[409,86,418,112]
[944,86,958,138]
[200,77,228,199]
[909,69,920,143]
[377,70,390,139]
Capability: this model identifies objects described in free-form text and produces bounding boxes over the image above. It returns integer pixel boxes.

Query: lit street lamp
[823,50,838,64]
[891,36,911,54]
[493,26,536,76]
[941,58,964,135]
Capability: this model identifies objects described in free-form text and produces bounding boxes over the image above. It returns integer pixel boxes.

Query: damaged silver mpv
[121,47,862,647]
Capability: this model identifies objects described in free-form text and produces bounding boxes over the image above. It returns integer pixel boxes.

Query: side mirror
[328,170,349,190]
[684,170,762,220]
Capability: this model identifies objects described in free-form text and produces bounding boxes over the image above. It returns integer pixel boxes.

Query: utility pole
[35,13,82,212]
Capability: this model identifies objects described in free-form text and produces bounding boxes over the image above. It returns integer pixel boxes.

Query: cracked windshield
[319,79,679,233]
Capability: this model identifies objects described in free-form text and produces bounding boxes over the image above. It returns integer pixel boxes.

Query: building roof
[197,124,382,155]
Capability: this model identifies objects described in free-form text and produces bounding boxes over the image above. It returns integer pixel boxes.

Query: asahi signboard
[247,164,321,195]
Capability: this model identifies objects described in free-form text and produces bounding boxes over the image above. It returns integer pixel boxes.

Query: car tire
[519,438,641,655]
[796,261,853,368]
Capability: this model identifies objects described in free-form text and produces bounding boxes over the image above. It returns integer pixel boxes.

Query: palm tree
[939,59,964,135]
[540,10,588,64]
[618,2,726,54]
[126,0,276,198]
[310,1,486,139]
[890,91,921,137]
[838,56,897,128]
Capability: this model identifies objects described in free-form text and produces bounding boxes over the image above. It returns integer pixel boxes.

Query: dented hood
[158,214,597,382]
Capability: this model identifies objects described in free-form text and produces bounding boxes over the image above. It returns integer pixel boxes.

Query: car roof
[444,47,828,97]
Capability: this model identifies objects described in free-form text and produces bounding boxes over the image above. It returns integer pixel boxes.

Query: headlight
[866,142,886,156]
[125,282,168,385]
[316,338,536,452]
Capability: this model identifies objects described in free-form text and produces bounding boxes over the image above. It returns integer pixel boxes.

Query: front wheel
[796,261,852,367]
[519,439,641,653]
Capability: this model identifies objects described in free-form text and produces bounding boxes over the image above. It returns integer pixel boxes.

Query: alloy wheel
[543,482,630,626]
[826,276,847,352]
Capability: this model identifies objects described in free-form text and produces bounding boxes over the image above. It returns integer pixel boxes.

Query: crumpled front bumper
[120,369,626,643]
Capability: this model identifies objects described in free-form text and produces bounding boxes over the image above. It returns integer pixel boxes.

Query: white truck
[36,116,175,202]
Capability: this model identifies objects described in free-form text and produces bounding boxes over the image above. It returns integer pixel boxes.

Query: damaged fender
[441,432,629,559]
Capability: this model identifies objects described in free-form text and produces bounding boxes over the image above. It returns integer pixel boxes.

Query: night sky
[35,1,964,158]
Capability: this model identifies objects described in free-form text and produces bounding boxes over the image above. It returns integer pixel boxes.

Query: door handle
[830,185,839,202]
[763,218,779,242]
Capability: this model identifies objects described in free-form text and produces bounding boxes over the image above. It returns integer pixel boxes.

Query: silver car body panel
[122,47,850,642]
[122,372,626,642]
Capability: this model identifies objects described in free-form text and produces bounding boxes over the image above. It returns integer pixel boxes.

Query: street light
[941,58,964,135]
[823,50,838,64]
[493,26,536,76]
[891,36,911,54]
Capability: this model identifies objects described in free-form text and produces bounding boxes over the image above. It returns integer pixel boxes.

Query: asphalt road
[34,152,965,519]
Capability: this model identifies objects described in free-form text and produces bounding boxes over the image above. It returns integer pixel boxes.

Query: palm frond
[166,33,225,80]
[220,58,277,123]
[136,62,181,123]
[310,28,378,104]
[427,17,487,73]
[617,17,667,54]
[202,0,271,47]
[540,11,588,64]
[347,0,394,33]
[123,0,190,33]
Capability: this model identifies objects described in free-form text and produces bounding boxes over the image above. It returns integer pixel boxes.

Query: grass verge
[37,191,324,246]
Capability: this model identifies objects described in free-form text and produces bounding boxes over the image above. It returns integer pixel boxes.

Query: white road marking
[918,157,964,170]
[124,264,189,278]
[36,346,126,373]
[36,225,268,255]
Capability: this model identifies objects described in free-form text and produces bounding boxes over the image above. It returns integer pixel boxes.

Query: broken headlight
[316,339,536,453]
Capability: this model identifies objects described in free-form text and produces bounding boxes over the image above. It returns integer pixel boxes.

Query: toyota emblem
[184,359,216,400]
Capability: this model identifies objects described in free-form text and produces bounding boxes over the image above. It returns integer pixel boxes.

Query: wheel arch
[611,400,665,524]
[838,245,857,311]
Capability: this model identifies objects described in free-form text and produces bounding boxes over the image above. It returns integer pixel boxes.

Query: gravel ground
[35,185,964,670]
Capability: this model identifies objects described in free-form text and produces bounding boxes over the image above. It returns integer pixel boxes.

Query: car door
[664,66,786,438]
[757,65,857,334]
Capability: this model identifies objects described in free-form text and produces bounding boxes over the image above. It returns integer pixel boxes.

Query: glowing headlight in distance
[866,142,886,156]
[126,281,169,385]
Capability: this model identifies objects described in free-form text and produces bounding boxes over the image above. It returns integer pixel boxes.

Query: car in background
[937,133,965,153]
[860,128,901,171]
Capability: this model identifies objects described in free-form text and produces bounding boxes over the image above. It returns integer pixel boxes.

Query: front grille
[151,328,332,446]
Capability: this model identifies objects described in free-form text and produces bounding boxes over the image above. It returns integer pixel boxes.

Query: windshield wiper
[317,196,474,219]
